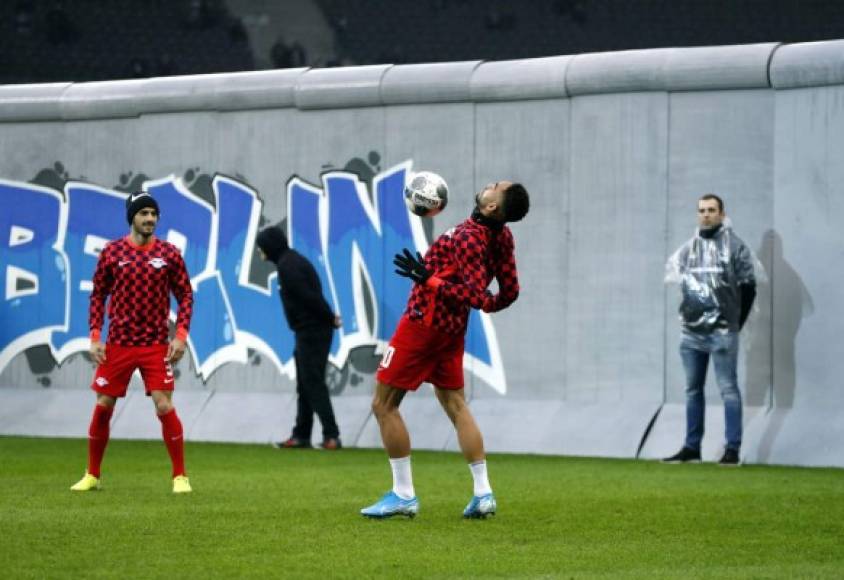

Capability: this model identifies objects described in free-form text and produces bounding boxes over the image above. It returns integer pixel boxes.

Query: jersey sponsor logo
[95,377,109,386]
[148,257,167,269]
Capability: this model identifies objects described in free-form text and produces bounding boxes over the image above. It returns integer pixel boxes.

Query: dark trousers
[291,326,340,440]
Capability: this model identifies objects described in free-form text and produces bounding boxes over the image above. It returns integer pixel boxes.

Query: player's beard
[133,221,156,239]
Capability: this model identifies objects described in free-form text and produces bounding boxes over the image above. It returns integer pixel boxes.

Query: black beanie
[126,192,160,224]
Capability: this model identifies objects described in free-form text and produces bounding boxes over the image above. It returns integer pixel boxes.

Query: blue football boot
[463,493,497,519]
[360,491,419,519]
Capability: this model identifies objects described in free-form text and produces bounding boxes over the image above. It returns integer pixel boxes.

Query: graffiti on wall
[1,160,507,394]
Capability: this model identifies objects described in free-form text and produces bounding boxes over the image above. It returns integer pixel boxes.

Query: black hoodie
[256,226,335,332]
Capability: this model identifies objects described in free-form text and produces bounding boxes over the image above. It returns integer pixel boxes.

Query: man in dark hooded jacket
[256,225,342,449]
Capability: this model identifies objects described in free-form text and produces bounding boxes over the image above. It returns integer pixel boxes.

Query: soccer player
[70,191,194,493]
[361,180,530,519]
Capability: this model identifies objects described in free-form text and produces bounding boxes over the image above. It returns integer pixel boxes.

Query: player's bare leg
[151,389,173,414]
[151,390,190,493]
[435,387,496,518]
[435,387,485,462]
[361,382,418,517]
[371,381,409,458]
[96,394,117,408]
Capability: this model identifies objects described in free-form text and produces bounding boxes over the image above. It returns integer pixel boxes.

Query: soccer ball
[404,171,448,217]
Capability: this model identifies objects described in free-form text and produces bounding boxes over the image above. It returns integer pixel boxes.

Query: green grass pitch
[1,436,843,579]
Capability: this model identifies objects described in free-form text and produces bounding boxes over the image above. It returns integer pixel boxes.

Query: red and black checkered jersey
[89,236,193,346]
[405,216,520,335]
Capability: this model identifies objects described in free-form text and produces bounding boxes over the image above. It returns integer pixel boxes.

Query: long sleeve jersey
[89,236,193,346]
[406,215,520,335]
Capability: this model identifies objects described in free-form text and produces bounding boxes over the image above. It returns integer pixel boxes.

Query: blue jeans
[679,330,742,451]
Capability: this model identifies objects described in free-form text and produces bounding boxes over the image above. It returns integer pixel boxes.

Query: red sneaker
[320,438,342,450]
[274,437,311,449]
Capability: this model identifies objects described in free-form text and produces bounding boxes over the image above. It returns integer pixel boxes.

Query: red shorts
[91,344,174,398]
[376,316,465,391]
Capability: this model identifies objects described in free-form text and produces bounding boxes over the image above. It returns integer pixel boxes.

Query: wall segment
[2,40,842,467]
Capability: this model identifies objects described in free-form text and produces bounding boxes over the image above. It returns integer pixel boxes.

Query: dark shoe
[320,437,342,450]
[661,447,701,463]
[274,437,311,449]
[718,448,740,466]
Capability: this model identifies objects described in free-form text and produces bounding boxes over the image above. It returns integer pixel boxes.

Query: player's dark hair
[502,183,529,222]
[699,193,724,213]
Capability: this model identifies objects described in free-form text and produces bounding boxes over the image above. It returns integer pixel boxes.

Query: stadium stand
[2,1,844,83]
[317,0,844,65]
[0,0,254,83]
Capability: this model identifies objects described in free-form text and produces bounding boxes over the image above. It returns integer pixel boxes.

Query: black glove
[393,248,431,284]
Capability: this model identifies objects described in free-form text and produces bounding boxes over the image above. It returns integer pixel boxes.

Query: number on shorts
[380,346,396,369]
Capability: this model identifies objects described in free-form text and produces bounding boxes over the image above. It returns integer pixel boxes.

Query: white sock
[389,456,415,499]
[469,460,492,497]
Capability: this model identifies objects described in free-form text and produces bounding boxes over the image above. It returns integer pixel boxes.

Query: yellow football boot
[70,472,100,492]
[172,475,192,494]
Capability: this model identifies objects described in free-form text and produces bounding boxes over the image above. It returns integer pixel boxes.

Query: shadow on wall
[744,229,813,461]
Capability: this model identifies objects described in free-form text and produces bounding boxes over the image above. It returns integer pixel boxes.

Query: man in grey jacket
[663,194,757,466]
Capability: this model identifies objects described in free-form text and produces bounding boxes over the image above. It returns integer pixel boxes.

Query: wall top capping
[471,56,572,102]
[770,40,844,89]
[380,61,481,105]
[294,64,392,110]
[567,43,778,95]
[0,83,70,121]
[1,40,842,121]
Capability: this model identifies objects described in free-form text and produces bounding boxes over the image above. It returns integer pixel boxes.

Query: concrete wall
[2,40,843,467]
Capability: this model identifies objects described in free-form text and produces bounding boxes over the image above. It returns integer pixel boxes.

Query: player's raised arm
[481,228,520,313]
[393,244,491,310]
[433,231,496,310]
